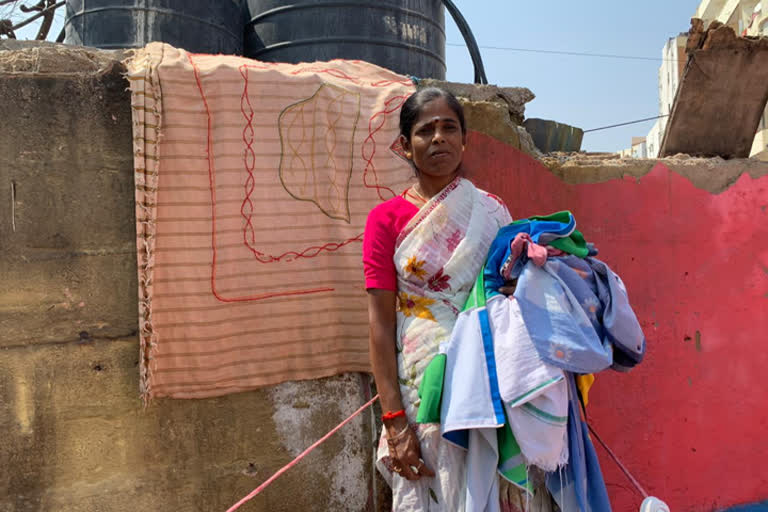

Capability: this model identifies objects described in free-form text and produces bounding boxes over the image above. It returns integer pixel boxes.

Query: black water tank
[64,0,245,55]
[245,0,445,79]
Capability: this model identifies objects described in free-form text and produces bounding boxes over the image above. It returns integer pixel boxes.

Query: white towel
[487,295,569,471]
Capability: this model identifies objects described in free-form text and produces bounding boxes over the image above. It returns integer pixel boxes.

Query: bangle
[386,424,411,445]
[382,409,405,421]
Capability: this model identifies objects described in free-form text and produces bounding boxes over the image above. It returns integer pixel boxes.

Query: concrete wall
[0,44,376,512]
[2,42,767,512]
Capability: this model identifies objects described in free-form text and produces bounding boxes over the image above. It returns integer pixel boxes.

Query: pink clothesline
[225,394,380,512]
[225,378,653,510]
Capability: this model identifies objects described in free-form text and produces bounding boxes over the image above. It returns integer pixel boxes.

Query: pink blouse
[362,195,419,290]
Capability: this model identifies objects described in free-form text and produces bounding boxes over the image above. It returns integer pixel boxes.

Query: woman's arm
[367,289,403,414]
[367,289,434,480]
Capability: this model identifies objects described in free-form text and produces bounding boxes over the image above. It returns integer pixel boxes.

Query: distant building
[646,120,662,159]
[647,34,688,158]
[619,137,648,159]
[658,35,688,120]
[695,0,766,35]
[620,34,686,158]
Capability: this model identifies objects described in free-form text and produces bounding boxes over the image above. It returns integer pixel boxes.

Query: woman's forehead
[415,99,459,125]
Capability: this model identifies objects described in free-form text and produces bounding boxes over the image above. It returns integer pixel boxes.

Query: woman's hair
[399,87,466,139]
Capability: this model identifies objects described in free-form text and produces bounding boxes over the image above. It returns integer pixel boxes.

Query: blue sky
[14,1,700,152]
[445,0,701,152]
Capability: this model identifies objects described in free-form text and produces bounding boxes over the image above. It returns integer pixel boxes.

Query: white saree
[375,177,512,511]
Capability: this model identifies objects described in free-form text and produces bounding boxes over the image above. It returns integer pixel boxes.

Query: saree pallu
[375,177,511,511]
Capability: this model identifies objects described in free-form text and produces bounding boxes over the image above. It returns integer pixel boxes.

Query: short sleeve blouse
[362,196,419,290]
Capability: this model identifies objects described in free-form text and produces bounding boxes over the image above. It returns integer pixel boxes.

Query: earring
[406,152,412,159]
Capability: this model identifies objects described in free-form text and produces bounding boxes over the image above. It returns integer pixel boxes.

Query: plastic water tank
[245,0,446,79]
[64,0,245,55]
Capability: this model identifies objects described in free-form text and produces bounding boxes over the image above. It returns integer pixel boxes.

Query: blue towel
[546,375,612,512]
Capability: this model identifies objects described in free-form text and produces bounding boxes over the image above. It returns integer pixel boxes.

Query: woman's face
[402,97,465,179]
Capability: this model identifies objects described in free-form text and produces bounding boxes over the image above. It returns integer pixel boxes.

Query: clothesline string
[224,394,380,512]
[587,422,650,499]
[224,394,652,510]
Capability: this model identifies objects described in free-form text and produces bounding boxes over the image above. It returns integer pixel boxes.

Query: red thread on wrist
[382,409,405,421]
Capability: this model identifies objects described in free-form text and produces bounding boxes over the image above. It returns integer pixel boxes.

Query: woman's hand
[498,278,518,297]
[385,417,435,480]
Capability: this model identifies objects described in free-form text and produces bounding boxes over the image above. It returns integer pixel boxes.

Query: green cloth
[416,354,446,424]
[549,229,588,258]
[523,211,590,258]
[463,269,487,312]
[497,410,534,493]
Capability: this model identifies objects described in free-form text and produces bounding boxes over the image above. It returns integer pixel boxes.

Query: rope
[587,422,649,498]
[225,394,380,512]
[224,393,652,508]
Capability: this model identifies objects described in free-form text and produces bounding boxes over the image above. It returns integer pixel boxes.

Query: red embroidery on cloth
[187,55,413,301]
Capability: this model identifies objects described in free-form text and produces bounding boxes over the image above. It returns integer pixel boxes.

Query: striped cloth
[126,43,416,399]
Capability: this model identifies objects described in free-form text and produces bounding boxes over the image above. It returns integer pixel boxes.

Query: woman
[363,87,517,510]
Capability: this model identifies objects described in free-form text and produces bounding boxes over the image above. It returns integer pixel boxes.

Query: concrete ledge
[0,41,126,75]
[418,78,535,125]
[418,79,540,156]
[541,152,768,192]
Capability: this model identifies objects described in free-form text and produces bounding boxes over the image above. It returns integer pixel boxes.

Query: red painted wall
[465,131,768,512]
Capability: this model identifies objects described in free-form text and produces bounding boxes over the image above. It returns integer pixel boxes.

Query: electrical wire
[584,115,669,133]
[447,42,687,63]
[443,41,678,135]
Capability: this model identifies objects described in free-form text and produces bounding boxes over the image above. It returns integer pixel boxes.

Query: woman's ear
[399,134,412,159]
